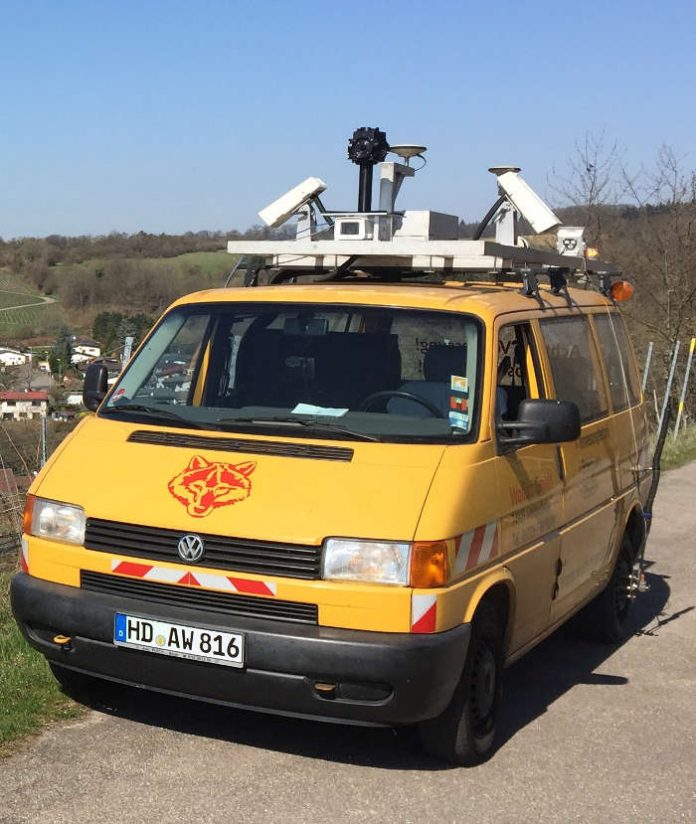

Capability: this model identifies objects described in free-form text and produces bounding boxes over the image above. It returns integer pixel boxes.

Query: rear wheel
[418,603,504,765]
[570,535,636,644]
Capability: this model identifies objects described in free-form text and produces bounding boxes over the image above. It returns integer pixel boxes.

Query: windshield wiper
[215,415,381,442]
[100,403,212,430]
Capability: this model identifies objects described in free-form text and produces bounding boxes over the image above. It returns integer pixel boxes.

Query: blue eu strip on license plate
[114,613,244,668]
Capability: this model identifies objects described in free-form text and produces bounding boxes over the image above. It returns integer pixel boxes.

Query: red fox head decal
[168,455,256,518]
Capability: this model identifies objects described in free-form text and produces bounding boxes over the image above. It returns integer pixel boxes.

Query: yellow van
[11,131,651,764]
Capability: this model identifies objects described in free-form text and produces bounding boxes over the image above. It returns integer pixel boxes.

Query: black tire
[418,603,504,765]
[569,535,636,644]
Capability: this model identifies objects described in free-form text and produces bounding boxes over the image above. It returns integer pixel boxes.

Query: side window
[496,323,542,421]
[539,316,608,423]
[592,314,641,410]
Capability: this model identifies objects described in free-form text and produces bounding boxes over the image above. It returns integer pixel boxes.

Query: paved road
[3,464,695,824]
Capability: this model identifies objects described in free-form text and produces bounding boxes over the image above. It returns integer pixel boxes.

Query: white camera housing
[489,167,560,234]
[258,177,327,229]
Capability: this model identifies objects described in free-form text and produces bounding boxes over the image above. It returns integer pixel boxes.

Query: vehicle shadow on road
[495,567,674,754]
[75,567,682,771]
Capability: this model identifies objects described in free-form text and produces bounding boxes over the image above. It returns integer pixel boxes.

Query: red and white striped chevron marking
[411,593,437,633]
[455,521,498,574]
[109,559,277,596]
[20,538,29,574]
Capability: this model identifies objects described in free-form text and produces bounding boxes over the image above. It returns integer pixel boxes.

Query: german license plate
[114,613,244,668]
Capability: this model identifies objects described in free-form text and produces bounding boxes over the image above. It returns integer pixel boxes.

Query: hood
[35,416,446,545]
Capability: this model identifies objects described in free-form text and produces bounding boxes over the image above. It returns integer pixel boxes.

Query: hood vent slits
[127,430,354,462]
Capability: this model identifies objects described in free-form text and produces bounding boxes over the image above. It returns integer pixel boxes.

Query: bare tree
[550,131,621,246]
[617,146,696,347]
[554,136,696,352]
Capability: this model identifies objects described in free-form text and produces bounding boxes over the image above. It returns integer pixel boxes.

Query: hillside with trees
[0,138,693,391]
[0,224,291,341]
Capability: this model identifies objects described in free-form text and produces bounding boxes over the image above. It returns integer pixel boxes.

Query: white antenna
[388,144,427,166]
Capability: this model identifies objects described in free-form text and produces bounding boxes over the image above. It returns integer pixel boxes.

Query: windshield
[103,302,481,442]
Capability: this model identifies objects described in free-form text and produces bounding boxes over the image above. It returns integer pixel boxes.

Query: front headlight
[25,496,86,545]
[322,538,411,585]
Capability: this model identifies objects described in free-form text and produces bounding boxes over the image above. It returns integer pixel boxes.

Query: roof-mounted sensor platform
[227,126,621,291]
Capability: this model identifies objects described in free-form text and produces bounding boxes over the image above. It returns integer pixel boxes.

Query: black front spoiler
[11,573,470,726]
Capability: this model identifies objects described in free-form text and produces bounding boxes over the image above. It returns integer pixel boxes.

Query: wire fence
[0,488,23,558]
[641,337,696,437]
[0,532,20,557]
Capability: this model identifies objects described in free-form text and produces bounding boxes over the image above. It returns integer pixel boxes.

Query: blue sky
[1,0,694,238]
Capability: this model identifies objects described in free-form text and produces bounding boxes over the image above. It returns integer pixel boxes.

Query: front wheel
[418,604,503,765]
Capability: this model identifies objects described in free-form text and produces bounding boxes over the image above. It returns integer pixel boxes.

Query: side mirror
[83,364,109,411]
[497,399,580,451]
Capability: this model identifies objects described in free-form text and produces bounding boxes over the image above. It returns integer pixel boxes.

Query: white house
[0,348,29,367]
[0,391,48,420]
[71,337,101,365]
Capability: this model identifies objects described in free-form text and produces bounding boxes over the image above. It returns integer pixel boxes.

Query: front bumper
[11,573,470,726]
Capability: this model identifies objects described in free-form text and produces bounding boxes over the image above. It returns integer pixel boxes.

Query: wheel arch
[623,503,646,560]
[461,570,515,653]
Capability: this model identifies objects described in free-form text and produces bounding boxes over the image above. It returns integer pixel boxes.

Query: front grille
[127,430,354,462]
[85,518,322,580]
[81,570,318,625]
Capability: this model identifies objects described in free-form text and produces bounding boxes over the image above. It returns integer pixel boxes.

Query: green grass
[163,250,234,278]
[659,422,696,470]
[0,304,50,330]
[80,250,233,281]
[0,564,83,755]
[0,271,51,333]
[0,272,41,294]
[0,292,44,309]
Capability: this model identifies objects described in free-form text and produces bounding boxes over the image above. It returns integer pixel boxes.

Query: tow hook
[52,634,73,651]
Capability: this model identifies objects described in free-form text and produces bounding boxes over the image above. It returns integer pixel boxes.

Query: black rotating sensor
[347,127,389,212]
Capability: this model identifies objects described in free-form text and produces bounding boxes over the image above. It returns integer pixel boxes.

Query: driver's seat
[387,344,467,418]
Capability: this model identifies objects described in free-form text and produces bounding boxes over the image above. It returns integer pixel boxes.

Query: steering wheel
[358,390,444,418]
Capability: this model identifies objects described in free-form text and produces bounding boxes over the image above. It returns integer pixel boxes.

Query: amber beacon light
[610,280,634,302]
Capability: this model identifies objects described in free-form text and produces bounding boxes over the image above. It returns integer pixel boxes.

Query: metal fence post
[658,341,681,434]
[642,341,654,394]
[40,412,48,467]
[674,337,695,438]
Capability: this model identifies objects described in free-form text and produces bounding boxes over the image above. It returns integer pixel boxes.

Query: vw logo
[177,534,205,563]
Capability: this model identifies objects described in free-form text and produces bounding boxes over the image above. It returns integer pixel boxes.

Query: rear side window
[593,314,641,410]
[539,316,608,423]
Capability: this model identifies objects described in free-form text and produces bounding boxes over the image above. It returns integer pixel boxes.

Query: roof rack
[226,126,622,296]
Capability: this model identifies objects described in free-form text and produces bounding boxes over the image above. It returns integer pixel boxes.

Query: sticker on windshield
[451,375,468,394]
[168,456,256,518]
[449,410,469,429]
[292,403,349,417]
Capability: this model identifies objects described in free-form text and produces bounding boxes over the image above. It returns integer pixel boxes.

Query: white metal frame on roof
[225,238,585,273]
